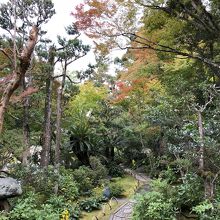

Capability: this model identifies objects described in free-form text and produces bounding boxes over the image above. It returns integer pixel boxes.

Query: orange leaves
[72,0,117,37]
[113,76,159,104]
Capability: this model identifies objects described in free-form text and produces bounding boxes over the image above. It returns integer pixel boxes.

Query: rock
[0,177,22,199]
[103,186,111,199]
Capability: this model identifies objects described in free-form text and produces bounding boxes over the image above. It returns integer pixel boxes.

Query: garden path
[109,169,151,220]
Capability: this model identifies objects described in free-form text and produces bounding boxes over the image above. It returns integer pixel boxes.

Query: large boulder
[0,177,22,199]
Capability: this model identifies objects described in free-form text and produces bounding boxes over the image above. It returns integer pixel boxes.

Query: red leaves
[72,0,117,37]
[113,77,157,103]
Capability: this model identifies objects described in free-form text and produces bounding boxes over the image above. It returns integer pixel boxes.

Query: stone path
[109,169,150,220]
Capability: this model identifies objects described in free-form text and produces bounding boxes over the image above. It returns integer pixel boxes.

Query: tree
[66,82,107,166]
[40,46,56,167]
[54,27,90,168]
[0,0,55,133]
[72,0,220,79]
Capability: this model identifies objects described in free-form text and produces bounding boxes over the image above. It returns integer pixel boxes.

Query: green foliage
[79,197,102,212]
[8,192,63,220]
[176,173,203,209]
[90,156,108,183]
[109,182,124,197]
[13,165,58,196]
[0,129,23,167]
[66,82,107,118]
[72,166,94,193]
[159,167,177,183]
[133,190,176,220]
[192,200,220,220]
[108,162,125,177]
[59,169,79,201]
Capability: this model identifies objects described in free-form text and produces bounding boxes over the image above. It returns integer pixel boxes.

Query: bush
[59,169,79,200]
[133,191,176,220]
[90,156,108,183]
[159,167,177,183]
[72,166,94,193]
[191,200,220,220]
[109,182,124,197]
[133,179,177,220]
[108,162,125,177]
[79,197,102,212]
[12,165,58,197]
[9,192,60,220]
[9,192,39,220]
[175,173,203,209]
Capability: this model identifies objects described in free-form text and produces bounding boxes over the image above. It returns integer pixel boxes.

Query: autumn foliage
[72,0,117,38]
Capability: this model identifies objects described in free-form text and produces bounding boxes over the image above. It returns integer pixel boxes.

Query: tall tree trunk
[40,47,55,167]
[22,76,31,166]
[54,67,66,194]
[198,110,204,171]
[0,26,38,133]
[55,66,66,167]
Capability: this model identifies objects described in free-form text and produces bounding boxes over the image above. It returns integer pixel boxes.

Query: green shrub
[109,182,124,197]
[34,204,60,220]
[0,214,9,220]
[133,191,176,220]
[133,178,177,220]
[159,167,177,183]
[46,195,81,219]
[108,162,125,177]
[176,173,203,209]
[9,192,39,220]
[9,192,80,220]
[90,156,108,183]
[12,165,58,197]
[79,197,102,212]
[72,166,94,193]
[192,200,220,220]
[59,171,79,200]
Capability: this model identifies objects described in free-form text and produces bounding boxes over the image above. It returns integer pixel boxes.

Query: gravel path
[109,169,150,220]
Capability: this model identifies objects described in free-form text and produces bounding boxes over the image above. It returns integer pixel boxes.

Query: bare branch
[53,74,80,84]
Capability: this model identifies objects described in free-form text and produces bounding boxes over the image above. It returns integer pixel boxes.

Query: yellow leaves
[61,209,69,220]
[66,82,108,117]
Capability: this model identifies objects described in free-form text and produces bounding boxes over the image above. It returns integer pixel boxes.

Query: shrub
[79,197,102,212]
[108,162,125,177]
[59,170,79,200]
[90,156,108,183]
[72,166,94,193]
[133,179,177,220]
[109,182,124,197]
[9,192,39,220]
[175,173,203,209]
[159,167,177,183]
[133,191,176,220]
[192,200,220,220]
[12,165,58,197]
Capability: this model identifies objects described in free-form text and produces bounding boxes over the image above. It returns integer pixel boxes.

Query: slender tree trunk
[40,47,55,167]
[0,26,38,133]
[55,66,66,167]
[198,110,204,171]
[22,76,31,166]
[54,66,66,194]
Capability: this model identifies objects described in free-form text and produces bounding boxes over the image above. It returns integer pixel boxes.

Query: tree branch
[0,49,13,64]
